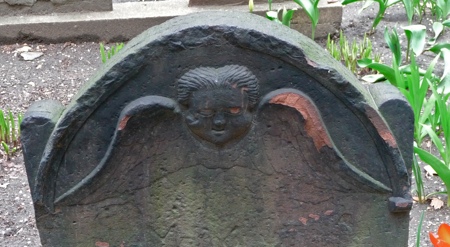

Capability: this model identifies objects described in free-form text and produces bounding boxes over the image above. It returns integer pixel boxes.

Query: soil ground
[1,2,449,246]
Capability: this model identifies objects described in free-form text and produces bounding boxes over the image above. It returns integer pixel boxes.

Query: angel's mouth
[212,130,225,136]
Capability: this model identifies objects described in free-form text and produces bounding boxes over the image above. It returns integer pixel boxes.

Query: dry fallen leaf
[424,165,437,177]
[430,197,444,210]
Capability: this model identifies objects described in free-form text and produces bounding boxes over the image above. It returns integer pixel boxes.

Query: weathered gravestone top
[21,11,413,247]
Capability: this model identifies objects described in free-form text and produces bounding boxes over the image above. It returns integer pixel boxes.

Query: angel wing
[55,96,182,206]
[256,88,398,194]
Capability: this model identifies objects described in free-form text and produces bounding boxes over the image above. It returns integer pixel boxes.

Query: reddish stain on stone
[306,57,318,67]
[299,217,308,225]
[95,241,110,247]
[365,106,397,148]
[324,210,334,216]
[270,92,332,150]
[118,115,131,131]
[309,213,320,221]
[395,201,410,208]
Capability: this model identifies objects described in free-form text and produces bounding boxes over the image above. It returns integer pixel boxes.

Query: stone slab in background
[0,0,112,16]
[21,11,412,247]
[0,0,341,43]
[188,0,265,6]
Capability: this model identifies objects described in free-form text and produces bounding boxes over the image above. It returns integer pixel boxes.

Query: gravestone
[21,11,413,247]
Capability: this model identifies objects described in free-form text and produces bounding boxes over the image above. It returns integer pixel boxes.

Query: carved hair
[177,65,259,108]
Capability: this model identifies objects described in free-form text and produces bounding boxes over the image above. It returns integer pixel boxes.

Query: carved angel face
[184,87,253,147]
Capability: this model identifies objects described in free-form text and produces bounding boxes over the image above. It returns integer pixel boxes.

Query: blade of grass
[416,210,425,247]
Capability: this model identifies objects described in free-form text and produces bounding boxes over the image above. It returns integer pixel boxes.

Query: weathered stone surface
[0,0,112,16]
[5,0,35,6]
[22,11,412,247]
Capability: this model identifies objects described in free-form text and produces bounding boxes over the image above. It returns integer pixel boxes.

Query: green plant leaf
[414,147,450,194]
[416,210,426,246]
[293,0,319,39]
[358,58,397,85]
[341,0,363,5]
[1,141,9,156]
[430,22,444,44]
[402,0,414,23]
[444,19,450,27]
[384,28,402,66]
[266,10,280,21]
[440,48,450,84]
[100,43,106,64]
[403,24,427,56]
[361,74,386,83]
[293,0,319,26]
[436,0,450,20]
[429,43,450,54]
[282,7,296,27]
[423,124,445,158]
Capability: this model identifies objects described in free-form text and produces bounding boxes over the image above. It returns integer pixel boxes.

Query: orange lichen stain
[299,217,308,225]
[365,106,397,148]
[309,213,320,221]
[95,241,110,247]
[270,92,332,150]
[118,115,131,131]
[324,210,334,216]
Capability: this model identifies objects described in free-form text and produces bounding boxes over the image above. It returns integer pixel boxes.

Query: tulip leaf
[293,0,319,39]
[438,48,450,94]
[402,0,414,24]
[444,19,450,27]
[429,22,444,45]
[361,74,386,83]
[358,58,397,84]
[429,43,450,54]
[414,147,450,195]
[403,25,427,56]
[266,10,279,20]
[282,7,296,27]
[384,28,402,66]
[341,0,362,5]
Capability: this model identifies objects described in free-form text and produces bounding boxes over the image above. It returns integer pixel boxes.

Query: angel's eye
[228,107,242,115]
[198,109,214,117]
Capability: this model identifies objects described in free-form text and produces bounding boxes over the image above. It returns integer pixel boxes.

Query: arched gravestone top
[22,11,413,247]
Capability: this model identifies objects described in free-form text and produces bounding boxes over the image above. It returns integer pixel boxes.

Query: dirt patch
[1,3,449,246]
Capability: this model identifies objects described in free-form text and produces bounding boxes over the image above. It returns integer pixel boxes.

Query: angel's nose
[212,113,226,129]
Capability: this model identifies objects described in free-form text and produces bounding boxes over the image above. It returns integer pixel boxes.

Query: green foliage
[0,110,22,160]
[265,0,320,39]
[341,0,403,32]
[413,155,426,203]
[416,210,426,247]
[435,0,450,20]
[292,0,320,39]
[356,24,450,206]
[326,30,381,75]
[100,42,125,64]
[411,0,449,22]
[265,0,296,27]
